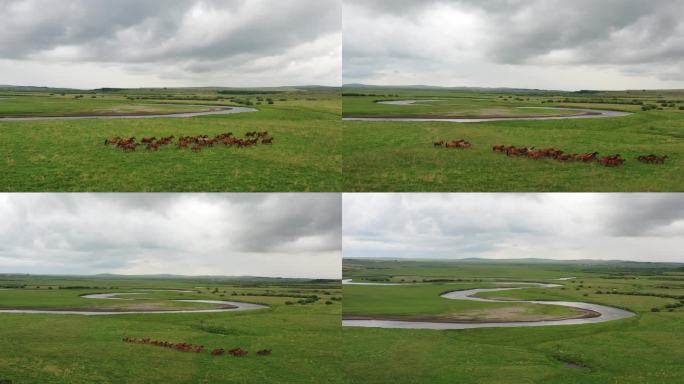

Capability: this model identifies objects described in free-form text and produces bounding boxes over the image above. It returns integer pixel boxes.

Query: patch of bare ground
[343,305,600,324]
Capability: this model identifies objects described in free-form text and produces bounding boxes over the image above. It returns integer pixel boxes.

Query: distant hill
[343,257,684,269]
[0,273,339,283]
[343,83,559,94]
[0,85,76,92]
[0,84,339,92]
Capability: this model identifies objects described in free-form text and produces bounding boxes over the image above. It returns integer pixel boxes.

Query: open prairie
[0,275,342,384]
[342,88,684,191]
[342,258,684,384]
[0,87,341,192]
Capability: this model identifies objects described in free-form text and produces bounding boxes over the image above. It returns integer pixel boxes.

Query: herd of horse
[432,139,668,167]
[209,347,271,356]
[122,336,271,357]
[491,144,668,167]
[492,145,624,166]
[104,131,273,152]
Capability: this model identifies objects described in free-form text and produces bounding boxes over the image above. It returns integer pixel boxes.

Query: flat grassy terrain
[0,276,342,384]
[0,88,341,191]
[343,284,587,322]
[342,88,684,191]
[343,96,586,118]
[342,259,684,384]
[0,95,218,117]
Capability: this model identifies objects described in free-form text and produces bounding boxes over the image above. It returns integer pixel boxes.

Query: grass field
[342,258,684,384]
[342,96,586,119]
[343,284,587,322]
[342,88,684,191]
[0,275,342,384]
[0,95,219,117]
[0,88,341,192]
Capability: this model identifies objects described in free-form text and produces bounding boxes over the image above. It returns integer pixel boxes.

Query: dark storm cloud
[0,0,188,59]
[0,0,341,87]
[600,194,684,237]
[344,0,684,88]
[0,194,341,277]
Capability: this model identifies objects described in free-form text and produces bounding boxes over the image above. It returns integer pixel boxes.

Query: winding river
[0,105,258,121]
[342,280,634,330]
[0,290,268,315]
[343,100,631,123]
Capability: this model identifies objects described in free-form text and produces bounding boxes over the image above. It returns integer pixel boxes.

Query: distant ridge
[343,83,558,93]
[0,84,339,92]
[0,273,339,283]
[343,257,684,268]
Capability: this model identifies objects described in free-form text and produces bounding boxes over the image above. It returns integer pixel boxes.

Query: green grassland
[0,88,341,192]
[343,284,586,322]
[342,259,684,384]
[342,88,684,191]
[0,275,342,384]
[0,94,217,117]
[342,96,586,118]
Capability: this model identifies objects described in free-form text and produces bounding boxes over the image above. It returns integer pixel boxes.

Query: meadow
[342,258,684,384]
[0,88,341,192]
[342,87,684,191]
[0,275,342,384]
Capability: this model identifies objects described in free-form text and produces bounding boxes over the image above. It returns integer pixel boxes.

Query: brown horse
[146,142,160,151]
[599,154,625,167]
[104,137,121,145]
[229,347,248,356]
[576,152,599,162]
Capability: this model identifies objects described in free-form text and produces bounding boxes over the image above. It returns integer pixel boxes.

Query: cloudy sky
[0,0,341,88]
[343,194,684,263]
[0,194,341,278]
[344,0,684,90]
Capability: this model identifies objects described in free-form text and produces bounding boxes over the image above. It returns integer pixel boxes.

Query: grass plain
[0,88,341,192]
[0,275,342,384]
[342,87,684,191]
[342,258,684,384]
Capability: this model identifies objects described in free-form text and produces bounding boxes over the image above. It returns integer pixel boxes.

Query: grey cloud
[343,194,684,262]
[1,0,339,61]
[344,0,684,88]
[600,194,684,237]
[0,194,341,278]
[0,0,341,87]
